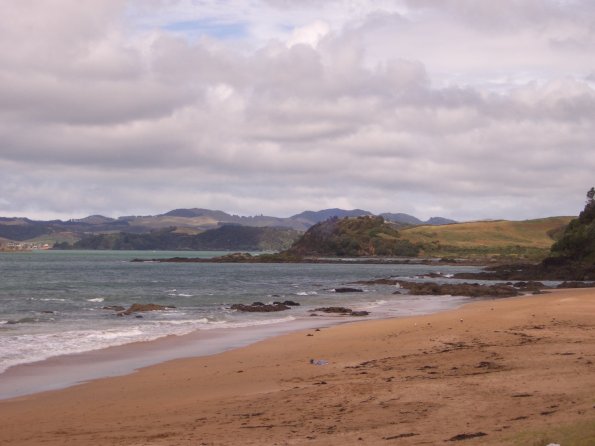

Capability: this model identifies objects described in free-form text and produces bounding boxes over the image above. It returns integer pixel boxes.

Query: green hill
[286,216,419,257]
[399,216,573,261]
[456,189,595,280]
[548,188,595,264]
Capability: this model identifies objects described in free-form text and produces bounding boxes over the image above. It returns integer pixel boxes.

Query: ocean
[0,250,482,398]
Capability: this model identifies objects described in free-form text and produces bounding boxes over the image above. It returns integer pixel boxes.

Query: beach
[1,288,595,445]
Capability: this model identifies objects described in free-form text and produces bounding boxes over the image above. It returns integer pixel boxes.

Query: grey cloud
[402,0,592,30]
[0,0,594,221]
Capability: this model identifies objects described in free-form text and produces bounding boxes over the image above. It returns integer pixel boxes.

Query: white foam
[87,298,104,302]
[0,315,297,373]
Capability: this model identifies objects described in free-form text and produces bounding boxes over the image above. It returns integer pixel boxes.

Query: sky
[1,0,594,221]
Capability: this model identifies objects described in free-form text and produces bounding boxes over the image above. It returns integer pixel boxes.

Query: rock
[354,278,399,285]
[313,306,354,314]
[333,287,364,293]
[351,311,370,316]
[513,281,548,291]
[396,281,518,298]
[118,303,175,316]
[273,300,300,306]
[231,302,290,312]
[556,281,595,288]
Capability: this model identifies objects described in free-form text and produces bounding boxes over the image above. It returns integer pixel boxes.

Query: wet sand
[1,288,595,445]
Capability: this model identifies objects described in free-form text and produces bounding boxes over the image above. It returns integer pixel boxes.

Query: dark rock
[313,307,354,314]
[351,311,370,317]
[513,281,547,291]
[231,303,290,312]
[273,300,301,306]
[454,261,595,281]
[396,281,518,298]
[557,281,595,288]
[333,287,364,293]
[118,303,175,316]
[354,278,399,285]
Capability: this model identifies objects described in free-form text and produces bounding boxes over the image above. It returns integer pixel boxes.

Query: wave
[0,314,297,374]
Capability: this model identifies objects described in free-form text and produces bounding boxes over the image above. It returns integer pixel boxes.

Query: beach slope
[1,289,595,445]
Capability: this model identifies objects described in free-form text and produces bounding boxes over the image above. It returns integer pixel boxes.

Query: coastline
[1,288,595,445]
[0,313,353,400]
[0,292,472,400]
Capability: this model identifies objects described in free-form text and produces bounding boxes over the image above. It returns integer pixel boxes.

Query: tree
[587,187,595,204]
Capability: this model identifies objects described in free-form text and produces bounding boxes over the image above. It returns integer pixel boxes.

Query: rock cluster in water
[230,301,300,312]
[103,303,176,316]
[311,307,370,316]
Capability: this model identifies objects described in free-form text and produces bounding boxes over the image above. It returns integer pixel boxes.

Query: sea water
[0,250,482,397]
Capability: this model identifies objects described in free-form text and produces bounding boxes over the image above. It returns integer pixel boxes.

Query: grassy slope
[400,216,574,261]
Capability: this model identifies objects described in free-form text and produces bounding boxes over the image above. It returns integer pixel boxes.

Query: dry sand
[1,288,595,445]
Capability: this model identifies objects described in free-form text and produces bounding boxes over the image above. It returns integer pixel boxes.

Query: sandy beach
[1,288,595,445]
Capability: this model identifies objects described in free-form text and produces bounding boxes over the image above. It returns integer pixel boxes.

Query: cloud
[0,0,593,221]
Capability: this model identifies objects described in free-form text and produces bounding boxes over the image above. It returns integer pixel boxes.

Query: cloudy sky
[1,0,594,221]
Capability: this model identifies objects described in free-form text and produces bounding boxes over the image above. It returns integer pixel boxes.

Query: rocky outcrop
[395,281,519,298]
[556,281,595,288]
[333,287,364,293]
[274,300,300,306]
[312,307,370,316]
[117,303,176,316]
[230,302,290,312]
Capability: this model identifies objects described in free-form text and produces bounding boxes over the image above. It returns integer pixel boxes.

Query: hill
[55,225,301,251]
[289,209,372,226]
[0,208,457,246]
[399,216,573,261]
[380,213,457,226]
[286,216,419,257]
[453,189,595,280]
[548,188,595,265]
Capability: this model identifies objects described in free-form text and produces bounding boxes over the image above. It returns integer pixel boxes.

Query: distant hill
[290,209,372,226]
[381,213,423,225]
[399,216,573,261]
[381,213,457,226]
[55,225,301,251]
[286,216,419,257]
[426,216,457,225]
[72,215,116,224]
[0,207,456,246]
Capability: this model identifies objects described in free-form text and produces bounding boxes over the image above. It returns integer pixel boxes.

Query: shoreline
[0,292,473,400]
[2,288,595,445]
[0,313,349,400]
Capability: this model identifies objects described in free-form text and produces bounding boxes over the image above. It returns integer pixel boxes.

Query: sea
[0,250,483,398]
